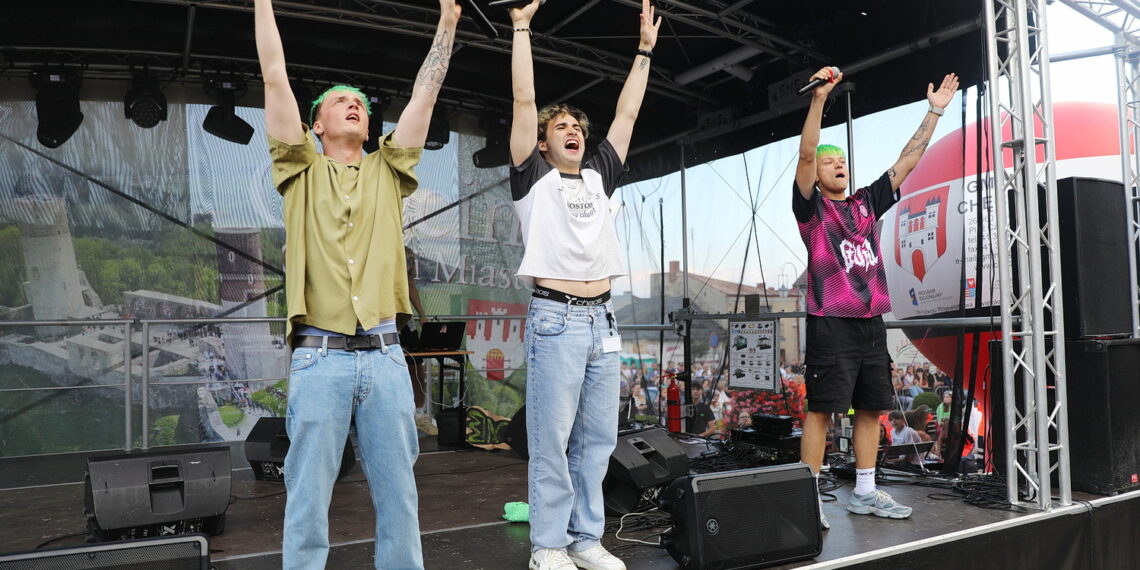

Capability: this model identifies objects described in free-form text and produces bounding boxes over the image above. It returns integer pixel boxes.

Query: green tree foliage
[0,226,27,308]
[218,404,244,427]
[151,415,180,446]
[72,225,220,306]
[912,390,941,411]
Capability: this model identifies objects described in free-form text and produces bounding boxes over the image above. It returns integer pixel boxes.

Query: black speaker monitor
[243,417,355,482]
[84,446,231,542]
[0,535,209,570]
[661,463,821,569]
[1056,177,1131,338]
[603,427,689,515]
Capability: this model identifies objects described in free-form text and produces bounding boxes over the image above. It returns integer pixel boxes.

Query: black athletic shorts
[802,315,894,413]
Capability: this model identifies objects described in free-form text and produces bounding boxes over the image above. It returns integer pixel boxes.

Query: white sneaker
[529,548,577,570]
[567,545,626,570]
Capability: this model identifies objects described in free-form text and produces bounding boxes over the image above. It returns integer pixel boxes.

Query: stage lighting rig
[31,67,83,148]
[472,116,510,168]
[202,77,253,145]
[425,107,451,151]
[124,74,167,129]
[362,92,389,154]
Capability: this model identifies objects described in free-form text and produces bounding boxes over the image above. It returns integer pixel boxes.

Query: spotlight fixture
[424,107,451,151]
[31,68,83,148]
[472,116,510,169]
[124,75,167,129]
[362,93,389,154]
[202,77,253,145]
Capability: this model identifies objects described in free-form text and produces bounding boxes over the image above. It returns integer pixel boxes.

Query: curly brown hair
[536,103,590,142]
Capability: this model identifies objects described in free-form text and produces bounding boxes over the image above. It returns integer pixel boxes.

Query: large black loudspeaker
[84,446,230,542]
[661,463,821,569]
[989,339,1140,495]
[602,427,689,515]
[1056,177,1131,338]
[243,417,356,482]
[0,535,209,569]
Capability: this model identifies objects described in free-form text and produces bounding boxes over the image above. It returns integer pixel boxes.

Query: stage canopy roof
[2,0,983,183]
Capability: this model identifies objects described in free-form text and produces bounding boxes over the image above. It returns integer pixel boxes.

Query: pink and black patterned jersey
[793,172,898,318]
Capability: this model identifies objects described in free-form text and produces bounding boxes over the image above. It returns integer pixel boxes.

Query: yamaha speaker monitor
[0,535,210,570]
[84,446,231,542]
[603,427,689,515]
[243,416,356,482]
[661,463,821,569]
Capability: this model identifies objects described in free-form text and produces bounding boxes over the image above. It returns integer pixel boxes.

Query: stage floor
[1,433,1136,569]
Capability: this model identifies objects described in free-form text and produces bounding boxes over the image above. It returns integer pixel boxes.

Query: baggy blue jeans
[525,297,620,552]
[282,339,422,569]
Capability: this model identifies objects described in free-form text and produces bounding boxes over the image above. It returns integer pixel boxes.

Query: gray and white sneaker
[567,545,626,570]
[529,548,576,570]
[847,489,912,519]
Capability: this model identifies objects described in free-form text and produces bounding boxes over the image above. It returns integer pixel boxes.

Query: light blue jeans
[525,297,620,552]
[283,339,422,569]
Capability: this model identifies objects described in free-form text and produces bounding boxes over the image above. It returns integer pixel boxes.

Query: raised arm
[887,73,959,190]
[394,0,461,148]
[254,0,304,144]
[605,0,661,163]
[793,67,842,199]
[509,0,543,166]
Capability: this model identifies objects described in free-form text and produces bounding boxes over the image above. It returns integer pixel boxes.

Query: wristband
[928,105,945,116]
[514,27,532,36]
[637,49,654,60]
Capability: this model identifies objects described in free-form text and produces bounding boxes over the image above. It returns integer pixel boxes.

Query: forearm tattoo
[901,117,932,158]
[638,57,649,71]
[415,28,452,94]
[888,167,897,179]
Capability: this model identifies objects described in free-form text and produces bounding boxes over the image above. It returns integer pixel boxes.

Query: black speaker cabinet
[602,427,689,515]
[661,463,820,569]
[84,446,230,542]
[502,405,528,459]
[0,535,209,570]
[243,417,355,482]
[1056,177,1132,338]
[436,406,469,448]
[990,339,1140,495]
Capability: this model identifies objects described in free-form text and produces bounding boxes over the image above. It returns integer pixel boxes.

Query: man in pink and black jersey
[794,67,959,527]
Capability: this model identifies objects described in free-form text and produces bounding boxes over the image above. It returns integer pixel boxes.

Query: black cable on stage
[34,531,86,550]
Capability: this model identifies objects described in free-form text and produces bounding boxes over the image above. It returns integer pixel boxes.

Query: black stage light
[473,115,510,168]
[202,77,253,145]
[362,93,389,154]
[31,68,83,148]
[424,109,450,151]
[124,75,167,128]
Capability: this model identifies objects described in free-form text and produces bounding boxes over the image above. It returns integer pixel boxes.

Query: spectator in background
[935,391,953,424]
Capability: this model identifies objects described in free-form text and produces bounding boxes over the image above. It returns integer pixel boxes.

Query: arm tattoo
[901,117,932,158]
[888,167,897,179]
[415,29,452,94]
[638,57,649,71]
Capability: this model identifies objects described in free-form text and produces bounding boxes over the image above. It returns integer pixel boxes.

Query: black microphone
[487,0,547,9]
[797,67,841,95]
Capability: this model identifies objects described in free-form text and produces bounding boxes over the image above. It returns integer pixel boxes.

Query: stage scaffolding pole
[983,0,1071,509]
[1061,0,1140,342]
[680,144,694,432]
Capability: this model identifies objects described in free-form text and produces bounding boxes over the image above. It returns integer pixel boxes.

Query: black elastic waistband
[532,285,611,306]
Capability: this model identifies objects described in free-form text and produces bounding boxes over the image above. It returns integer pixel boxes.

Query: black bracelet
[514,27,532,37]
[637,48,653,60]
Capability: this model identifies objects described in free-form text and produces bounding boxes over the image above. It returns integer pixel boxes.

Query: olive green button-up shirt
[269,129,422,343]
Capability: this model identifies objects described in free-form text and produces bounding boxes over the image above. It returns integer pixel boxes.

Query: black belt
[293,333,400,351]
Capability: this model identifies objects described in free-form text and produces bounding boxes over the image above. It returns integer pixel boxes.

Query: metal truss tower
[1059,1,1140,337]
[983,0,1071,509]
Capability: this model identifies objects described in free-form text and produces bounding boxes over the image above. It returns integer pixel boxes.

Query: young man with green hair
[794,66,959,528]
[254,0,460,567]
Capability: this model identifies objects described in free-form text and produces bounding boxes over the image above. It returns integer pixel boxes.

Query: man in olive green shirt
[255,1,460,567]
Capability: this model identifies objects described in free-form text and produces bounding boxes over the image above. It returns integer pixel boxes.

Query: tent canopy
[2,0,983,182]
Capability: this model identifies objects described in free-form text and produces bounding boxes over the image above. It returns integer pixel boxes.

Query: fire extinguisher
[666,376,682,433]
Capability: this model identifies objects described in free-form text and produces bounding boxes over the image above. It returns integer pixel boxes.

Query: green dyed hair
[309,85,372,125]
[816,144,846,159]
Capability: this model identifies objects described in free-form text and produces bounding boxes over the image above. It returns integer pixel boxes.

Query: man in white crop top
[507,1,660,569]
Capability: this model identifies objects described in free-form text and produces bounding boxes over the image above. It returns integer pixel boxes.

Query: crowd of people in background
[618,356,983,472]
